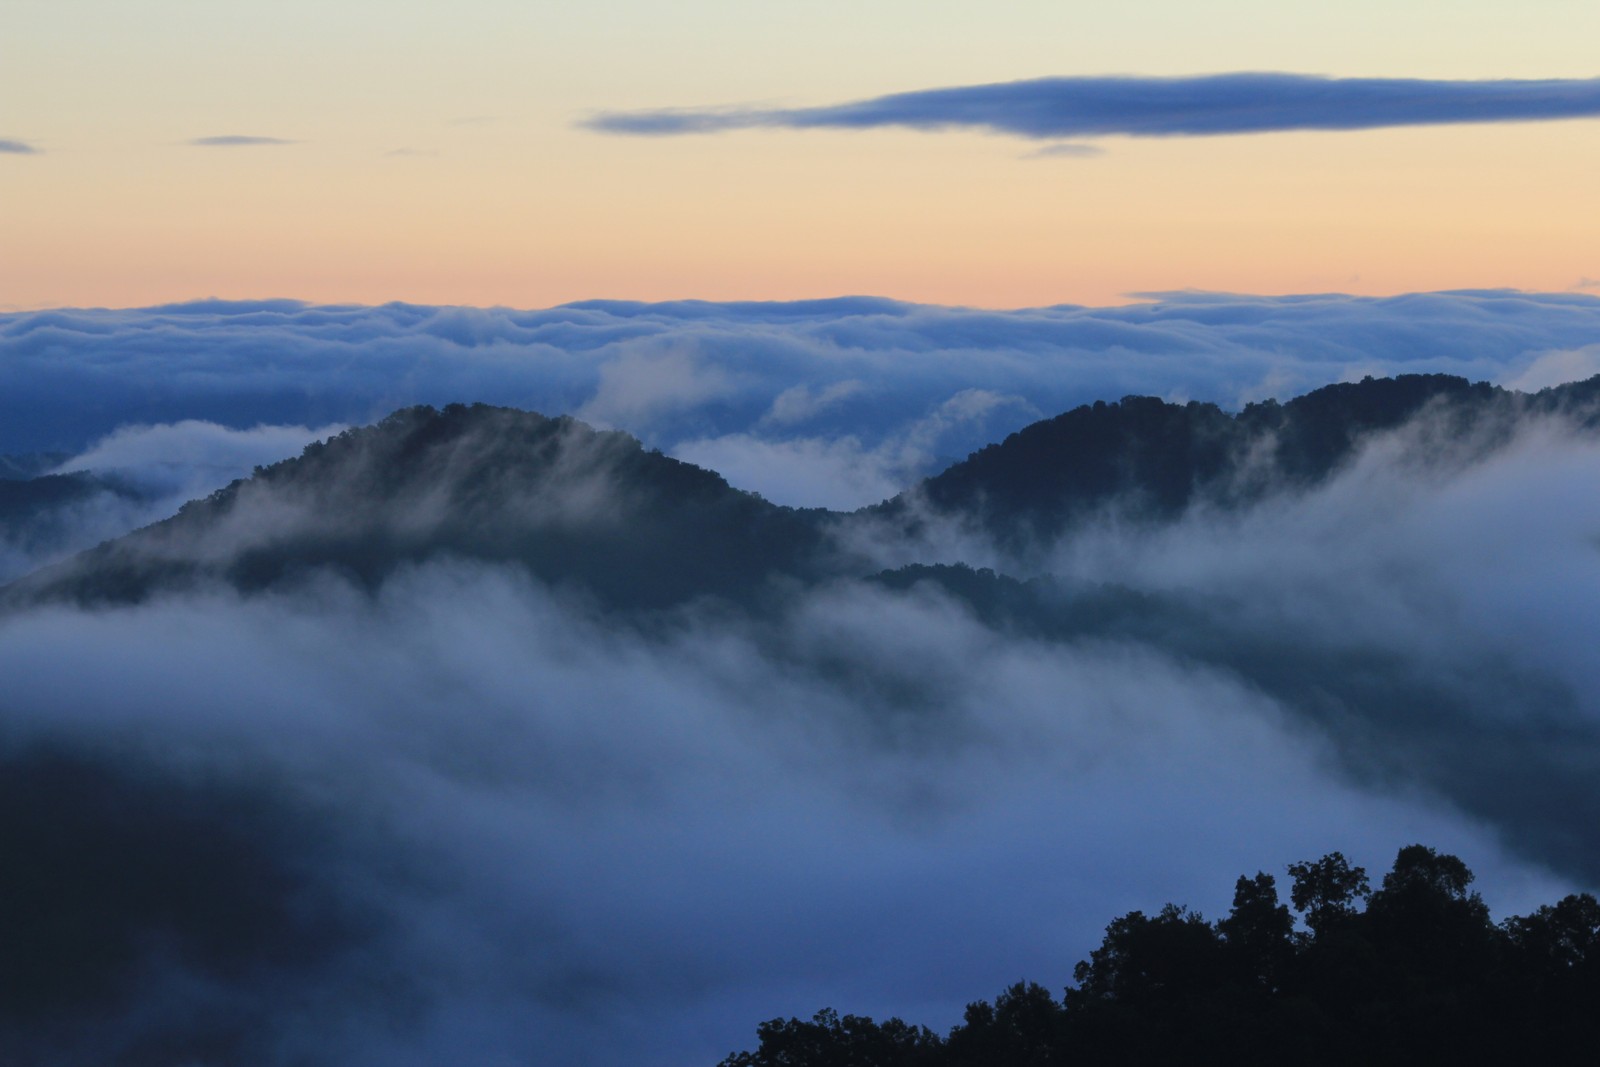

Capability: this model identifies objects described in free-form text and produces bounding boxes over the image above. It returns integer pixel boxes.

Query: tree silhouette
[1217,872,1295,994]
[716,842,1600,1065]
[1287,851,1370,937]
[716,1008,944,1067]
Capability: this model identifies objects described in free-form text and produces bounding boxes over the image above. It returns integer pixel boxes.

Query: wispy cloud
[1023,142,1105,160]
[583,73,1600,141]
[0,138,40,154]
[188,135,296,147]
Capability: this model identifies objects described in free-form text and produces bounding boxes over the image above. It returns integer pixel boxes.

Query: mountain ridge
[3,403,830,609]
[891,372,1600,550]
[7,374,1600,610]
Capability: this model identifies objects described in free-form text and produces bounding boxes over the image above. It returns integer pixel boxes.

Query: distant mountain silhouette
[0,472,149,576]
[0,452,72,482]
[887,373,1600,550]
[4,404,830,609]
[0,472,110,525]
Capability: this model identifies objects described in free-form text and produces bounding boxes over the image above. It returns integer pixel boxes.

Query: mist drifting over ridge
[4,365,1600,1063]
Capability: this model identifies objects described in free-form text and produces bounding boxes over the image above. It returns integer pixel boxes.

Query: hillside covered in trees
[719,845,1600,1066]
[3,403,831,610]
[887,372,1600,552]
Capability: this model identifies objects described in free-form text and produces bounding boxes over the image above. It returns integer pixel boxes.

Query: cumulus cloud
[582,73,1600,142]
[0,138,40,154]
[6,292,1600,508]
[187,135,296,147]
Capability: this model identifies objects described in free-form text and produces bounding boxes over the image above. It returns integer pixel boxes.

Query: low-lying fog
[4,400,1597,1065]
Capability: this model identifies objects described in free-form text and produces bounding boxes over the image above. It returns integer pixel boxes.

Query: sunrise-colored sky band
[5,0,1598,310]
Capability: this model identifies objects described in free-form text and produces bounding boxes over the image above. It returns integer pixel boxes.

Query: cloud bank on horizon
[583,73,1600,142]
[5,291,1600,510]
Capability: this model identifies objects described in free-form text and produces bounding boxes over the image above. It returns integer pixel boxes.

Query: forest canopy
[718,845,1600,1066]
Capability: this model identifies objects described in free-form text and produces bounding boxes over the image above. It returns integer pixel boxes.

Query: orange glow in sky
[4,0,1599,310]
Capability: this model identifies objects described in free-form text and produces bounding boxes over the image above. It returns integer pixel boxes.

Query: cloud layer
[0,138,40,154]
[4,399,1597,1063]
[584,73,1600,141]
[7,292,1600,509]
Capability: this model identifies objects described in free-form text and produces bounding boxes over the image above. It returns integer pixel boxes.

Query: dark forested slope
[4,404,830,609]
[895,373,1600,549]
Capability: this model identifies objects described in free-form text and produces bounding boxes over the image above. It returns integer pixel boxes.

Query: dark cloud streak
[0,138,40,154]
[583,73,1600,141]
[188,135,296,147]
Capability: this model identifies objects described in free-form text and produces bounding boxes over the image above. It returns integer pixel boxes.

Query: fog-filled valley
[4,298,1600,1064]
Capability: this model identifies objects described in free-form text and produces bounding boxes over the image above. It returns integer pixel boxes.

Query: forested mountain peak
[902,372,1599,547]
[4,403,828,609]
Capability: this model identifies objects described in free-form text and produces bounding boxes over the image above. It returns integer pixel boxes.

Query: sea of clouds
[6,291,1600,514]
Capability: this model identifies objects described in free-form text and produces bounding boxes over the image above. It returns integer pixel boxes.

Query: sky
[5,0,1600,310]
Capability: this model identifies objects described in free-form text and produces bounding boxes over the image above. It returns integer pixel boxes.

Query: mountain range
[7,371,1598,611]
